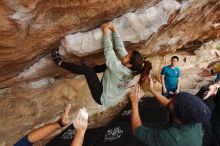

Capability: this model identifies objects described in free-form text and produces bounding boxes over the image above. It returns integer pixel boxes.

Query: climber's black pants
[61,62,107,105]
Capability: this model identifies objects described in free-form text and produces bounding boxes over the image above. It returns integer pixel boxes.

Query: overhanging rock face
[0,0,159,81]
[0,0,219,86]
[0,0,220,145]
[60,0,180,56]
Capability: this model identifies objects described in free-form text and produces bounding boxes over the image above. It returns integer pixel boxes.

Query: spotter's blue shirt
[161,65,181,90]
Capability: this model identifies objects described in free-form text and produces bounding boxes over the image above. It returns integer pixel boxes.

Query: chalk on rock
[60,0,180,57]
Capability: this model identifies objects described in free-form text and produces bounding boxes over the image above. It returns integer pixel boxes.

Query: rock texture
[60,0,180,56]
[0,0,220,146]
[0,0,159,83]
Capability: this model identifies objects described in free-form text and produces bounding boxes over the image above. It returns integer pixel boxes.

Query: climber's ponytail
[128,50,152,86]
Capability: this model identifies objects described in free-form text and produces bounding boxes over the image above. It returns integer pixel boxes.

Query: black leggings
[61,62,107,105]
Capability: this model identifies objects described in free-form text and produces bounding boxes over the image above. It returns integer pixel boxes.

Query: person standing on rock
[51,22,152,109]
[14,105,89,146]
[161,56,181,98]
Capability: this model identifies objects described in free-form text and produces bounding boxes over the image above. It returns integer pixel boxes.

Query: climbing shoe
[51,48,62,66]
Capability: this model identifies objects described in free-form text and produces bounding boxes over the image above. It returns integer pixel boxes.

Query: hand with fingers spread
[71,108,88,146]
[129,85,144,105]
[73,108,88,133]
[130,85,144,134]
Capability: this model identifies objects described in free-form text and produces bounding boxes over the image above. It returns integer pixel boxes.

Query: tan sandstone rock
[0,0,220,145]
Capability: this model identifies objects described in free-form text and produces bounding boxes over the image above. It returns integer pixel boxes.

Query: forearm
[103,35,113,50]
[161,76,166,89]
[103,34,121,69]
[177,78,180,89]
[71,130,85,146]
[149,88,170,106]
[131,102,142,134]
[28,122,60,143]
[102,26,114,56]
[162,80,166,88]
[112,31,127,58]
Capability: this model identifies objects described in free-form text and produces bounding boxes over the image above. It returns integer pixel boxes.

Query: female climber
[51,22,152,109]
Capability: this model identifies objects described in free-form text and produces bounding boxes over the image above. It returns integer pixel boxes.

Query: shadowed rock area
[0,0,220,145]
